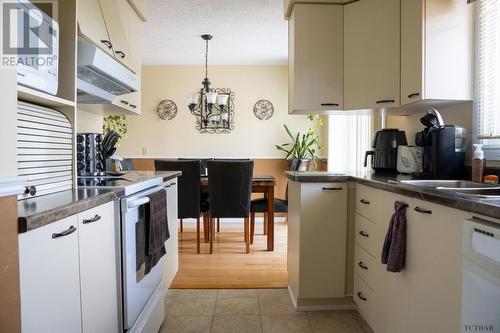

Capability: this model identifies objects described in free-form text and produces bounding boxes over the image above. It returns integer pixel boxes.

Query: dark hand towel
[145,189,170,275]
[381,201,408,272]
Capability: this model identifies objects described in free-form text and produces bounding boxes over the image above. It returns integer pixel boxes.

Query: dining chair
[211,159,250,232]
[154,160,209,254]
[250,198,287,245]
[206,160,254,253]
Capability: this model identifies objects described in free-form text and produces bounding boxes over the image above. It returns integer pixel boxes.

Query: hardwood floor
[170,219,288,289]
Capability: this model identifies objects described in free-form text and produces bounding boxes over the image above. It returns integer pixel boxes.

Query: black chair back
[207,160,254,218]
[155,160,201,219]
[178,158,213,175]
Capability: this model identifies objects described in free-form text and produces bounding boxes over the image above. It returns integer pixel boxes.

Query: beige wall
[118,65,323,158]
[77,109,103,133]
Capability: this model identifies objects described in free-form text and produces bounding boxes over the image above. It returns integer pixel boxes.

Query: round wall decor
[253,99,274,120]
[157,99,178,120]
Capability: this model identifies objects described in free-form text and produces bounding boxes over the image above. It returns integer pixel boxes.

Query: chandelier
[187,34,235,134]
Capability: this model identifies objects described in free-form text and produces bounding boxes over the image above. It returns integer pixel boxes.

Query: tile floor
[161,289,372,333]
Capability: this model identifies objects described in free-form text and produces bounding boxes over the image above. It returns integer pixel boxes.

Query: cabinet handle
[358,261,368,270]
[359,230,369,237]
[360,199,370,205]
[165,182,177,188]
[115,50,126,59]
[357,292,367,301]
[321,103,339,107]
[120,100,129,105]
[322,187,343,191]
[408,92,420,99]
[82,214,101,224]
[376,99,395,104]
[52,225,77,239]
[100,39,113,49]
[414,206,432,215]
[129,104,137,109]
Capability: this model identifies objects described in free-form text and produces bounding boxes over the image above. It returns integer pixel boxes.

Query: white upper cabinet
[77,0,114,56]
[99,0,135,73]
[344,0,401,110]
[401,0,474,105]
[289,4,344,114]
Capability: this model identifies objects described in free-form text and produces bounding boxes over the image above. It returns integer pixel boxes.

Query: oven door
[121,186,166,330]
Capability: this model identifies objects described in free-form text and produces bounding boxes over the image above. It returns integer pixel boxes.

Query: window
[327,114,373,173]
[475,0,500,159]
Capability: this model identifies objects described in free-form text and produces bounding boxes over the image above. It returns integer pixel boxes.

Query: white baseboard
[288,285,356,311]
[179,217,287,223]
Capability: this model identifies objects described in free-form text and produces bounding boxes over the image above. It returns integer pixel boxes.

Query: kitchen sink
[399,180,497,189]
[438,187,500,198]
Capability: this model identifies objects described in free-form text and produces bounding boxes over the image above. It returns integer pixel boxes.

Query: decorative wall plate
[157,99,178,120]
[253,99,274,120]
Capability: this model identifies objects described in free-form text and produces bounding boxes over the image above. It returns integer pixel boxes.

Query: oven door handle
[127,197,150,210]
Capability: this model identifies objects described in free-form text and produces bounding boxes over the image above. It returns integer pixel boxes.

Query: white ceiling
[142,0,288,65]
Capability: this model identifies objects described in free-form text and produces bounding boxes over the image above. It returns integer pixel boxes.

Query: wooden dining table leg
[250,213,255,245]
[263,193,268,235]
[266,185,274,251]
[203,214,209,243]
[196,217,200,254]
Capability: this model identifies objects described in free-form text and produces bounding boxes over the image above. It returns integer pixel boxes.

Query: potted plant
[276,120,321,172]
[102,115,128,145]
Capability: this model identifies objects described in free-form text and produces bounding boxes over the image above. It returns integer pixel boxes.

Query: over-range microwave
[16,1,59,96]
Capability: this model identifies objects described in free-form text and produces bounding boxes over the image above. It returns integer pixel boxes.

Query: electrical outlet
[142,147,147,156]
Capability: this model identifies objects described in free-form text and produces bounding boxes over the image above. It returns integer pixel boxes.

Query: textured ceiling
[142,0,288,65]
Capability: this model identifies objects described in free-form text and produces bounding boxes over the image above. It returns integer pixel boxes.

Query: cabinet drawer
[355,214,378,257]
[353,273,376,331]
[354,244,376,290]
[77,201,114,226]
[356,184,380,222]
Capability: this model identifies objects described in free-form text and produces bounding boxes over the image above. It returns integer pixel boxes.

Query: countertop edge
[285,171,500,221]
[18,189,124,234]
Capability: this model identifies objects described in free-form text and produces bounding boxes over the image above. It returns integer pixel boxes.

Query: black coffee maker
[364,129,408,173]
[415,109,466,179]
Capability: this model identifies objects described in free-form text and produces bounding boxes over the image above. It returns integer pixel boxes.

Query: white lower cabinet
[19,202,118,333]
[354,184,472,333]
[78,202,119,333]
[19,215,82,333]
[288,181,348,305]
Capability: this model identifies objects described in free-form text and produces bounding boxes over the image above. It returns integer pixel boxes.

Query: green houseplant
[275,120,321,171]
[102,115,128,145]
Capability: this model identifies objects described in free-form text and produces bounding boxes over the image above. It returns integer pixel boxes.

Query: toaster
[397,146,423,174]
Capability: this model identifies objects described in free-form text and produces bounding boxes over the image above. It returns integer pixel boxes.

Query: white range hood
[77,39,139,104]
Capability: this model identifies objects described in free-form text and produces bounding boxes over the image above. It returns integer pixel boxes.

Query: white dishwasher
[461,218,500,333]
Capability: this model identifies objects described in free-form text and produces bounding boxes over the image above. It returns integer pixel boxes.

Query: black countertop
[18,171,182,233]
[285,171,500,221]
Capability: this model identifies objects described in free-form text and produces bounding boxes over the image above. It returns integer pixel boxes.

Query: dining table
[200,175,277,251]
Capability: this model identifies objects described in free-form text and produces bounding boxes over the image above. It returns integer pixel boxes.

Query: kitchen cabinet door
[288,4,344,114]
[344,0,400,110]
[298,182,347,298]
[406,200,471,333]
[163,179,179,288]
[78,202,119,333]
[99,0,135,73]
[18,216,82,333]
[77,0,114,56]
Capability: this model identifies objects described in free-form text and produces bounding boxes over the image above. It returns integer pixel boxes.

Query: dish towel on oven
[381,201,408,272]
[145,189,170,274]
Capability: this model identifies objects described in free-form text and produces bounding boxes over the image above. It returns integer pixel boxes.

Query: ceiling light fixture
[187,34,234,134]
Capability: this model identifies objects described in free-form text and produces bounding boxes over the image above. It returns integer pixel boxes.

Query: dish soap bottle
[472,144,486,182]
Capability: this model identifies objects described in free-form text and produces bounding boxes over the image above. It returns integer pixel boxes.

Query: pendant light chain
[205,38,209,82]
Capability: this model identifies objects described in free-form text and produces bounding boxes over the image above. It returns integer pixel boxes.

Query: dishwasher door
[461,219,500,333]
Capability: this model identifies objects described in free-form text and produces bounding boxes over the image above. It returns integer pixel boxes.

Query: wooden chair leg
[244,217,250,253]
[263,213,268,235]
[217,218,220,232]
[180,218,183,233]
[203,215,209,243]
[196,217,200,254]
[285,213,288,224]
[250,213,255,245]
[210,217,215,254]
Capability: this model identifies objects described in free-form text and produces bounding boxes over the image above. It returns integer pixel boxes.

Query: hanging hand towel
[381,201,408,272]
[145,189,170,274]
